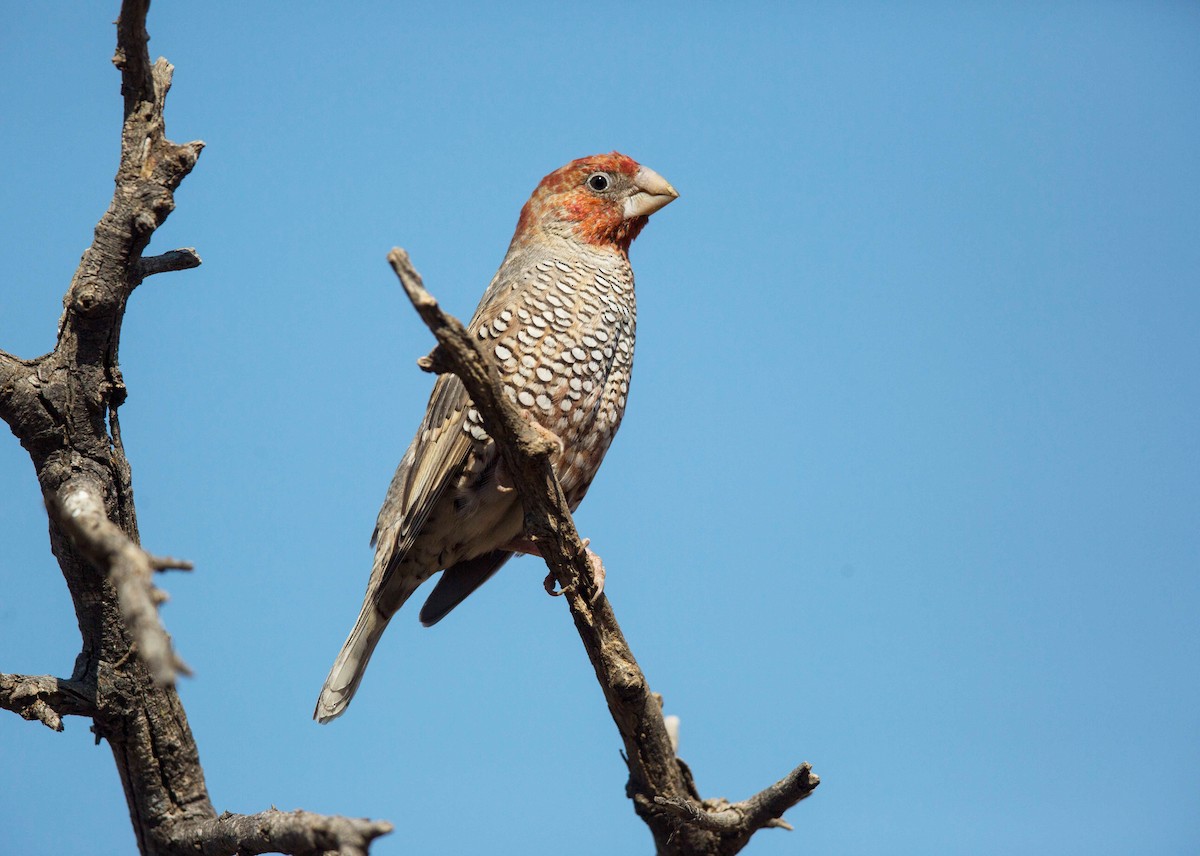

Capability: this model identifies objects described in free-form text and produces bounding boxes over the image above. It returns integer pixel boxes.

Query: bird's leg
[584,546,606,603]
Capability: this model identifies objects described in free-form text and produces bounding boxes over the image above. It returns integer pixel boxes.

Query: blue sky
[2,2,1198,854]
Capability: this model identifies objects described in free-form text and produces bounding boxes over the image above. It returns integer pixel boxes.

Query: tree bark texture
[0,2,391,854]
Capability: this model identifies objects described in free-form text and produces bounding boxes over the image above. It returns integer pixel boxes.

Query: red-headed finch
[315,153,677,722]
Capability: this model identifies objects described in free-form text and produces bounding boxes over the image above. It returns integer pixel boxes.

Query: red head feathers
[511,152,678,254]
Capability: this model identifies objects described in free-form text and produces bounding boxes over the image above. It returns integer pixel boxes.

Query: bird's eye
[586,173,610,192]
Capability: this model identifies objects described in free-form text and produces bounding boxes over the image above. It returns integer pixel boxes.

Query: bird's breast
[466,254,637,505]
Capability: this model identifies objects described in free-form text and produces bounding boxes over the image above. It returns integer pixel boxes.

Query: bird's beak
[624,166,679,219]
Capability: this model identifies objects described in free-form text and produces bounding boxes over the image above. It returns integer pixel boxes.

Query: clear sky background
[2,2,1197,854]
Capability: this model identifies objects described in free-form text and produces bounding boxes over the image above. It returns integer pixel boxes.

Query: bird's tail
[314,601,390,724]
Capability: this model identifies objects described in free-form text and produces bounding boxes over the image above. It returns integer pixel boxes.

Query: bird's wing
[367,274,522,602]
[369,372,472,580]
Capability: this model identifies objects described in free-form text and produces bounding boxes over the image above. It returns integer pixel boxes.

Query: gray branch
[0,673,98,731]
[654,763,818,837]
[171,809,395,856]
[736,762,819,832]
[136,247,202,279]
[389,248,818,855]
[45,483,191,686]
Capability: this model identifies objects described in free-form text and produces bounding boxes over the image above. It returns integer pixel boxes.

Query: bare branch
[0,673,98,731]
[653,763,817,839]
[0,350,20,384]
[136,248,202,279]
[0,352,50,439]
[654,796,743,833]
[114,0,154,112]
[171,809,394,856]
[45,484,190,686]
[389,248,818,854]
[734,762,819,833]
[3,3,392,853]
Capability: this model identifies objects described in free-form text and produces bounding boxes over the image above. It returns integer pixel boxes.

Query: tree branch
[388,247,818,854]
[654,763,818,837]
[3,3,393,853]
[171,809,395,856]
[45,484,190,686]
[137,247,202,279]
[0,673,98,731]
[736,762,819,832]
[0,349,20,386]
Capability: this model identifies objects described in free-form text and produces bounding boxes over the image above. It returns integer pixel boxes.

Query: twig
[45,484,190,686]
[653,763,817,836]
[0,673,98,731]
[735,761,819,832]
[171,809,394,856]
[137,248,202,279]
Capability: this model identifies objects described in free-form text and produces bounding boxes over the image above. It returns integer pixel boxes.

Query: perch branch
[45,484,190,686]
[0,673,98,731]
[170,809,394,856]
[388,247,818,854]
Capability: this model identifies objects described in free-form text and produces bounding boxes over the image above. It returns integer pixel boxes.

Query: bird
[314,153,677,723]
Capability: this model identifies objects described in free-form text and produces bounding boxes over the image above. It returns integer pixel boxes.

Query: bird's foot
[585,547,606,603]
[540,540,605,603]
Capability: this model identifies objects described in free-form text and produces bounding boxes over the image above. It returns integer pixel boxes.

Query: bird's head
[511,152,678,254]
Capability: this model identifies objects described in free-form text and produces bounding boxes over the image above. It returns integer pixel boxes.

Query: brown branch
[0,351,40,435]
[735,762,819,833]
[0,349,20,384]
[654,796,743,833]
[0,673,98,731]
[46,483,190,686]
[171,809,394,856]
[389,247,819,855]
[654,763,817,838]
[136,247,202,279]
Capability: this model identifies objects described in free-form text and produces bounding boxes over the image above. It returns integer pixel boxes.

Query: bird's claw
[585,548,606,603]
[541,542,604,602]
[544,570,567,597]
